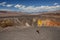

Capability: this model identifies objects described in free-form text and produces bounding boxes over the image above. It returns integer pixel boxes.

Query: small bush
[0,19,14,28]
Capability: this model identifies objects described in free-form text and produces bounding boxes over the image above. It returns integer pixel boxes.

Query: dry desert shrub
[0,19,14,28]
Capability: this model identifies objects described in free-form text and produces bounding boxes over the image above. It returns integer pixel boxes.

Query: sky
[0,0,60,12]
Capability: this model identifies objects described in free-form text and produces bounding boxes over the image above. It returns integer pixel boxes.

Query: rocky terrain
[0,10,60,30]
[0,10,60,40]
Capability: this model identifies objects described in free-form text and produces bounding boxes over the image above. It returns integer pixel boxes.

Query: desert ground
[0,26,60,40]
[0,11,60,40]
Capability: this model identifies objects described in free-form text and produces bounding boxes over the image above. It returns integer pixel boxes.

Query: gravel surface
[0,26,60,40]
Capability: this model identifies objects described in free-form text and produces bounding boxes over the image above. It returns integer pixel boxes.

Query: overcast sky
[0,0,60,12]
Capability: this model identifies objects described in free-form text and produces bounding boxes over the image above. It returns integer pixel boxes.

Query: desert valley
[0,10,60,30]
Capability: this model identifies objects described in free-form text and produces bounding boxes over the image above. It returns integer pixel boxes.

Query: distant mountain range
[38,10,60,16]
[0,11,27,17]
[0,10,60,17]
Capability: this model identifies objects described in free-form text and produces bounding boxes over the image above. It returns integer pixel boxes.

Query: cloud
[14,4,60,12]
[14,4,25,9]
[14,4,22,8]
[6,4,13,7]
[0,2,6,6]
[54,3,58,5]
[0,2,60,12]
[0,2,13,7]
